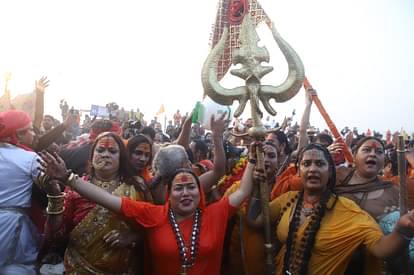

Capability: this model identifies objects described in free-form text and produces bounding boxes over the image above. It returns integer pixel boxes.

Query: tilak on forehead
[362,140,382,150]
[97,137,117,149]
[173,172,195,185]
[136,143,151,152]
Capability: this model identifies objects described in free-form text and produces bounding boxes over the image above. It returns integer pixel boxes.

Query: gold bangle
[66,173,79,189]
[46,206,65,215]
[47,192,65,214]
[47,193,65,199]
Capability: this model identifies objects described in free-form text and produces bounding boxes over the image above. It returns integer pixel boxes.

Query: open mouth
[180,199,193,206]
[365,159,377,166]
[306,175,320,183]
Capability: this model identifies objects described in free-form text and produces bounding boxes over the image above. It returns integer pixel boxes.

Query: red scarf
[0,110,33,151]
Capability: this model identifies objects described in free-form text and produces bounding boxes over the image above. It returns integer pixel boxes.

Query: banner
[90,104,109,118]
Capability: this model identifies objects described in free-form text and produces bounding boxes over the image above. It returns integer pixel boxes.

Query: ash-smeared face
[92,136,120,174]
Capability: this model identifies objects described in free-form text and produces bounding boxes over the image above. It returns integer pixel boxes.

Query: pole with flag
[156,104,166,132]
[0,72,12,112]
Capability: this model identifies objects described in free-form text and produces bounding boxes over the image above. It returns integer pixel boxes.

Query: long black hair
[127,134,153,173]
[283,143,338,274]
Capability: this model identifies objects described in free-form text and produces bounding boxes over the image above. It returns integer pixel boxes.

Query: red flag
[209,0,271,81]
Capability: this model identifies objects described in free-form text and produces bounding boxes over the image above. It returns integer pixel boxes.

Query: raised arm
[33,76,50,130]
[228,158,254,208]
[297,88,314,151]
[38,151,122,213]
[174,111,193,149]
[200,113,227,192]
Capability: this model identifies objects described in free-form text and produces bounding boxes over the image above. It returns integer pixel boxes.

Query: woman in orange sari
[127,134,154,202]
[39,143,257,275]
[42,132,143,274]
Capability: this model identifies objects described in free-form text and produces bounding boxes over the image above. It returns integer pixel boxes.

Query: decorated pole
[397,135,411,274]
[202,11,304,274]
[303,78,354,164]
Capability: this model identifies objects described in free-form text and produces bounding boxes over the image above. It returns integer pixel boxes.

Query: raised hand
[35,76,50,93]
[396,210,414,239]
[305,87,316,106]
[210,111,228,136]
[38,150,69,182]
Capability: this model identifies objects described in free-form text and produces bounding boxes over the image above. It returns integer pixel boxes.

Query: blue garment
[0,143,40,270]
[379,211,414,266]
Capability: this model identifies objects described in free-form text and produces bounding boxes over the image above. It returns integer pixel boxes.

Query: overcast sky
[0,0,413,134]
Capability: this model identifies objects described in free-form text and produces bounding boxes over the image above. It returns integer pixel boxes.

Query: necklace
[168,208,202,275]
[93,178,119,191]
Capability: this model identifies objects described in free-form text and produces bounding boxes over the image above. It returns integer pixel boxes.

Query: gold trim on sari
[64,183,141,274]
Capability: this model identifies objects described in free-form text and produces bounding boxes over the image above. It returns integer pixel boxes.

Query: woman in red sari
[42,132,143,274]
[39,143,258,275]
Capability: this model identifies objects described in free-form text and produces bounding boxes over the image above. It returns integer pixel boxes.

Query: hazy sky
[0,0,413,133]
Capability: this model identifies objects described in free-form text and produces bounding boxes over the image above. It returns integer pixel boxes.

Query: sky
[0,0,413,134]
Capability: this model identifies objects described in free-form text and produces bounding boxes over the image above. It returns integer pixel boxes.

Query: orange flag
[156,104,165,116]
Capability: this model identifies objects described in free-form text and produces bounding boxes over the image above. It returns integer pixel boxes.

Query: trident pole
[202,12,304,274]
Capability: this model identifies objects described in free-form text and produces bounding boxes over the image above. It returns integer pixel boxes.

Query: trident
[202,15,305,275]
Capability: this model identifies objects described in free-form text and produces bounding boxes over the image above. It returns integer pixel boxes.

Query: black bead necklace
[168,208,202,275]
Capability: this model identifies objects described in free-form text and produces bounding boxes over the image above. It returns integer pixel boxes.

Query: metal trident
[202,15,305,275]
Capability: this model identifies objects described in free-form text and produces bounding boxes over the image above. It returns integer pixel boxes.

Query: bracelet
[46,192,65,215]
[46,206,66,215]
[47,193,65,199]
[249,159,257,164]
[66,173,79,189]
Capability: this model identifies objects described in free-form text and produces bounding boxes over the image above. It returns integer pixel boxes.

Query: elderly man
[0,110,41,274]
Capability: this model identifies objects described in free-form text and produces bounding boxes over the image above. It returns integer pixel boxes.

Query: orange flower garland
[217,157,248,195]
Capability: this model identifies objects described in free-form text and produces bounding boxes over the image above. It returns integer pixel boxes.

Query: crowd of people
[1,78,414,275]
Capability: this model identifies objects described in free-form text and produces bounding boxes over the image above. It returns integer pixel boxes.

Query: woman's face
[264,144,278,178]
[300,149,330,194]
[355,139,385,179]
[169,172,200,218]
[92,136,120,175]
[130,142,151,173]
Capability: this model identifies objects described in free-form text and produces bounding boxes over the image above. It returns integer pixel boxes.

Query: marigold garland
[217,157,248,195]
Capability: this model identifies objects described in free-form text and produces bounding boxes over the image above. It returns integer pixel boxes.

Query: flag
[11,91,36,119]
[156,104,165,116]
[0,90,11,112]
[209,0,271,81]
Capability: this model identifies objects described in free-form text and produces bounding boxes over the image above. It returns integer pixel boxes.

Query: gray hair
[152,144,190,179]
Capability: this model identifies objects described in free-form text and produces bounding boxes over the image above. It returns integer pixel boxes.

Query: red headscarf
[0,110,33,151]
